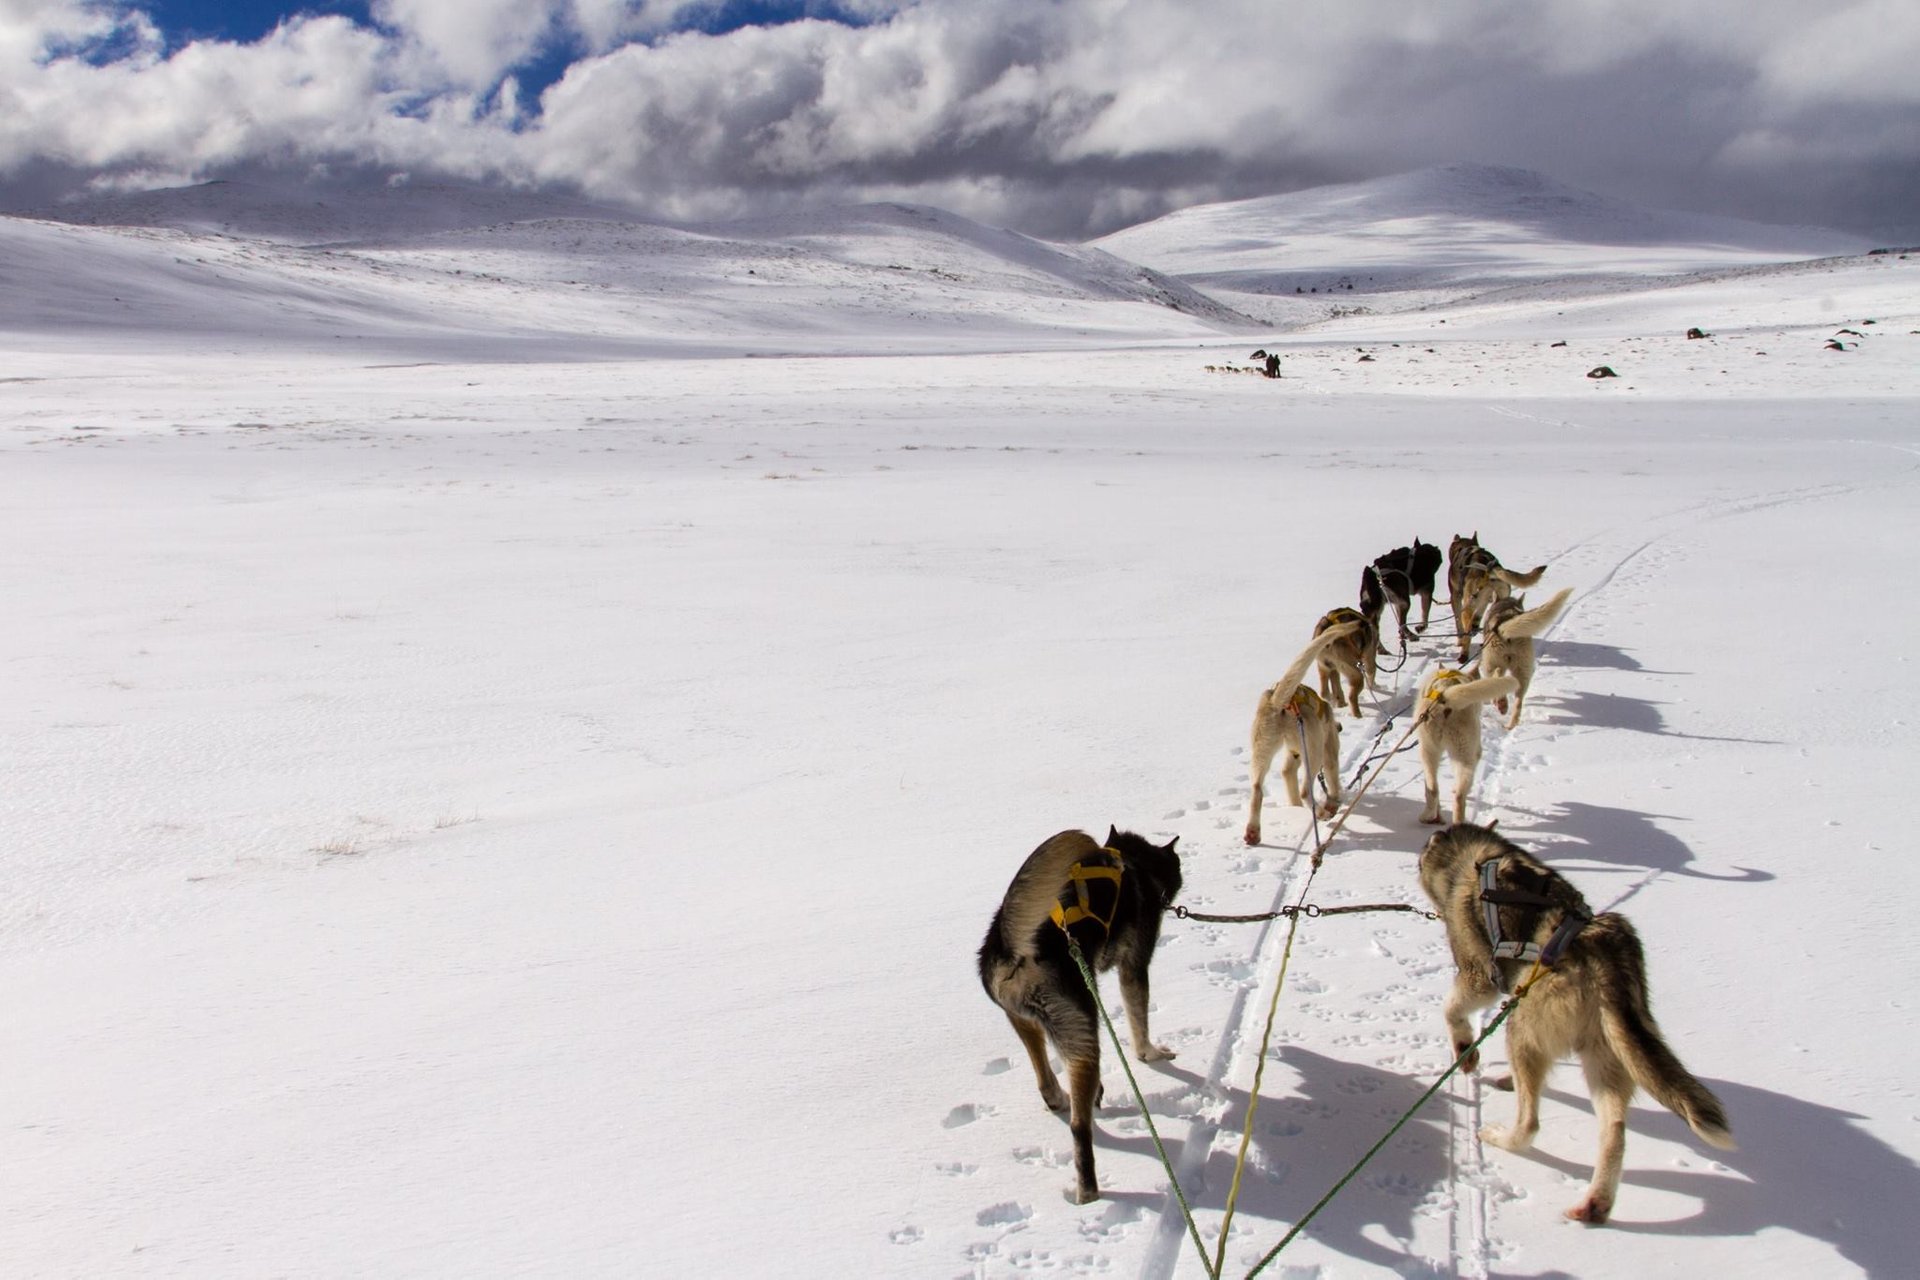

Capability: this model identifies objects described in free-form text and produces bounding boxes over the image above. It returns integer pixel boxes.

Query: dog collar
[1051,848,1126,933]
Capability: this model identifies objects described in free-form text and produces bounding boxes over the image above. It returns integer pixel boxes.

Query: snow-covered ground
[2,169,1916,1278]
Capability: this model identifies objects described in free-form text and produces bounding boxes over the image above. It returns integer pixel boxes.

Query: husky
[1244,621,1359,844]
[1415,668,1518,824]
[978,827,1183,1204]
[1447,533,1548,662]
[1418,823,1734,1224]
[1358,564,1405,654]
[1366,539,1443,639]
[1477,587,1573,728]
[1314,606,1378,717]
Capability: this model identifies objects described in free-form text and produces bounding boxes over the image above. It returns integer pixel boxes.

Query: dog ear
[1107,824,1121,847]
[1486,817,1500,831]
[1165,835,1179,852]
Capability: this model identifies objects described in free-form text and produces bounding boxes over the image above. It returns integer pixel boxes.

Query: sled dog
[1244,621,1359,844]
[1415,668,1517,824]
[1477,587,1573,728]
[1418,822,1734,1224]
[1366,539,1443,639]
[1314,606,1378,717]
[978,827,1183,1204]
[1448,533,1548,661]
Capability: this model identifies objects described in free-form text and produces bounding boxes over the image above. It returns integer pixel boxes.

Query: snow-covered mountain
[1091,163,1873,297]
[1,181,1253,356]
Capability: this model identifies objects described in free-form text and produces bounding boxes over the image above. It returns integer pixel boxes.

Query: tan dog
[1313,606,1378,718]
[1477,587,1573,728]
[1244,621,1358,844]
[1448,533,1548,662]
[1419,823,1734,1224]
[1415,668,1518,824]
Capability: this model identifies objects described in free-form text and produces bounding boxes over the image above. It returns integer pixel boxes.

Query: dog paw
[1565,1195,1612,1225]
[1485,1072,1515,1092]
[1419,812,1444,825]
[1069,1183,1101,1205]
[1453,1042,1480,1073]
[1316,799,1339,818]
[1243,827,1261,846]
[1135,1044,1177,1063]
[1478,1124,1533,1153]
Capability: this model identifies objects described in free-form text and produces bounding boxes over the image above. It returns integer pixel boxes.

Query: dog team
[978,532,1731,1224]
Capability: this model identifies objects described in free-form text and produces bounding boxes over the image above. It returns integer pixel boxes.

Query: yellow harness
[1320,606,1363,632]
[1051,848,1126,933]
[1283,684,1327,720]
[1427,669,1468,701]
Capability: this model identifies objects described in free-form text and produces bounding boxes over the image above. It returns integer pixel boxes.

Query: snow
[1,166,1916,1278]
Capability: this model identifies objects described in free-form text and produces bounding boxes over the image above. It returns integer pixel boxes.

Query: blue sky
[5,1,1918,241]
[141,1,871,100]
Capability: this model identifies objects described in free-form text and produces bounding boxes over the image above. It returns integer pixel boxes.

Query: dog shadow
[1536,638,1678,675]
[1541,689,1780,746]
[1493,1075,1918,1273]
[1115,1048,1579,1276]
[1511,801,1773,899]
[1110,1052,1914,1275]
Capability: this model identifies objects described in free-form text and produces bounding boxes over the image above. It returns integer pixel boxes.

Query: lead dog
[1244,621,1359,844]
[978,827,1183,1204]
[1477,587,1573,728]
[1415,668,1517,824]
[1448,533,1548,662]
[1418,822,1734,1223]
[1366,539,1443,640]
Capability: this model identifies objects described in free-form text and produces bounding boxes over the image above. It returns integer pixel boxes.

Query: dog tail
[1429,672,1518,710]
[1496,587,1573,641]
[1594,914,1736,1151]
[1269,621,1358,702]
[1494,563,1548,589]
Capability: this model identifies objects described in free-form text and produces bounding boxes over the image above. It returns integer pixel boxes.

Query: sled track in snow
[1135,460,1912,1278]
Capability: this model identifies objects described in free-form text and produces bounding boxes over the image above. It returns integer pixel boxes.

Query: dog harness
[1051,847,1125,934]
[1478,858,1591,974]
[1426,669,1468,701]
[1319,606,1364,632]
[1282,684,1327,720]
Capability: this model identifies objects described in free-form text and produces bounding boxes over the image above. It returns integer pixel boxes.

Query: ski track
[1112,455,1912,1279]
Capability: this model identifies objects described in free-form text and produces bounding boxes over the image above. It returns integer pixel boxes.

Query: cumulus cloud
[0,0,1916,239]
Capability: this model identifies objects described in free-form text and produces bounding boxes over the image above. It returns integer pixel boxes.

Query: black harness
[1478,858,1590,982]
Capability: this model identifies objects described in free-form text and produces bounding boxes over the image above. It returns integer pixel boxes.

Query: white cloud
[0,0,1916,238]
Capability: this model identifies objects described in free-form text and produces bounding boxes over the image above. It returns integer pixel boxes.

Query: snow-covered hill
[0,182,1254,357]
[1091,164,1875,324]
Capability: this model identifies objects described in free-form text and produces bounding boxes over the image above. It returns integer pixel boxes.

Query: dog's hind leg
[1566,1042,1634,1224]
[1442,968,1499,1071]
[1418,727,1445,824]
[1479,1020,1549,1154]
[1245,714,1280,846]
[1452,757,1475,825]
[1005,1011,1067,1112]
[1066,1050,1103,1203]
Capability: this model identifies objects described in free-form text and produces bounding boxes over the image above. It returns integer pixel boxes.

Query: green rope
[1242,990,1526,1279]
[1062,930,1217,1279]
[1211,908,1304,1276]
